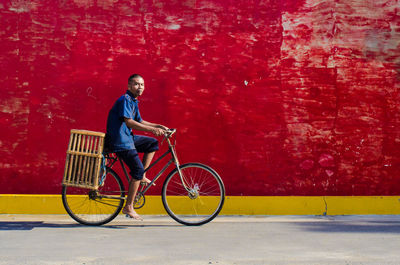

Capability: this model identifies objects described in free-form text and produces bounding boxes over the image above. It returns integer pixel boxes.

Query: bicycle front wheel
[62,167,125,226]
[162,163,225,226]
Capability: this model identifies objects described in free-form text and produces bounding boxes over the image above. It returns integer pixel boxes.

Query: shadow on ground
[0,221,181,231]
[295,219,400,234]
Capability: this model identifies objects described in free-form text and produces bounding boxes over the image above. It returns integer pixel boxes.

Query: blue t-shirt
[106,90,143,152]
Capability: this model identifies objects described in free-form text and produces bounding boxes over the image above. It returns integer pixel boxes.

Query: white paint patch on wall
[168,24,181,30]
[0,96,29,116]
[9,0,32,13]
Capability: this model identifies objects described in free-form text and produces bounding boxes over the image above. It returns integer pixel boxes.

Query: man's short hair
[128,74,143,84]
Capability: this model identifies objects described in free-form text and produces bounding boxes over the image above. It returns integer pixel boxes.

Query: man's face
[128,77,145,98]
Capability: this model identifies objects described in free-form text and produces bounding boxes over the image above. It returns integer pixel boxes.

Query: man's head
[128,74,145,98]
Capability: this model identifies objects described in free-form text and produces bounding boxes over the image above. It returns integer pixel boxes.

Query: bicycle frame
[103,130,191,199]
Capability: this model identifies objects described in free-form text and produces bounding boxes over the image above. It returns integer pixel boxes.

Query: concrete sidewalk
[0,214,399,264]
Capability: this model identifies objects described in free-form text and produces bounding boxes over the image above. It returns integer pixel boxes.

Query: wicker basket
[62,129,105,189]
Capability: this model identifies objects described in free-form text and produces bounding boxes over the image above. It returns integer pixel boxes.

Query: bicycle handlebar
[165,128,176,138]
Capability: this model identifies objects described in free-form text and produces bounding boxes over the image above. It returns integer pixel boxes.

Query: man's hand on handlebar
[165,128,176,137]
[151,127,166,136]
[156,124,169,131]
[150,124,170,137]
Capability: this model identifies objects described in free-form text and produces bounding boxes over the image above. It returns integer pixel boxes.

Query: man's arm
[124,118,166,136]
[141,120,169,131]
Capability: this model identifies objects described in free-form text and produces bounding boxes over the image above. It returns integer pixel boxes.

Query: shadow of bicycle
[0,221,181,231]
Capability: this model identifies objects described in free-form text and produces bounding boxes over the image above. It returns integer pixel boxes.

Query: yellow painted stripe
[0,195,399,215]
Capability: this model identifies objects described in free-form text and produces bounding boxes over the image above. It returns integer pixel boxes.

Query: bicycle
[61,129,225,226]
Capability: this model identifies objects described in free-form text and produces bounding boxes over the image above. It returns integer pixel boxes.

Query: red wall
[1,0,400,195]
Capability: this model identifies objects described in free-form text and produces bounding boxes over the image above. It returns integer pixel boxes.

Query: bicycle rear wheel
[162,163,225,226]
[62,167,125,226]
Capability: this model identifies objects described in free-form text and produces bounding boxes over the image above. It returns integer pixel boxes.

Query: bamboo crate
[62,129,105,189]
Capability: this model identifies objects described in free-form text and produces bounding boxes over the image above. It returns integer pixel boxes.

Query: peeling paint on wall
[0,0,400,195]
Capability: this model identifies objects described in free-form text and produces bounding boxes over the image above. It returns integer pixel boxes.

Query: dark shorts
[116,135,159,180]
[132,135,159,153]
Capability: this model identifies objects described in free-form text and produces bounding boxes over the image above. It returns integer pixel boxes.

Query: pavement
[0,214,399,265]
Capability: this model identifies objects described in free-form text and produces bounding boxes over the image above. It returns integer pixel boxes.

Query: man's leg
[143,151,155,168]
[123,179,142,220]
[142,151,155,184]
[133,135,159,185]
[117,150,144,220]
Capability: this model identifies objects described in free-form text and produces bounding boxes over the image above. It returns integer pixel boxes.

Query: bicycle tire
[62,167,125,226]
[162,163,225,226]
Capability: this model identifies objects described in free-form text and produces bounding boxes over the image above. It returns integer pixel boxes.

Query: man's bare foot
[122,208,143,221]
[141,176,155,186]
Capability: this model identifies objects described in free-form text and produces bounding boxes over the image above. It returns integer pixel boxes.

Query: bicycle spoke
[92,198,122,208]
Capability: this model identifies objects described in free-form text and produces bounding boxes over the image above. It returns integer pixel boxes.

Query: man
[106,74,168,220]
